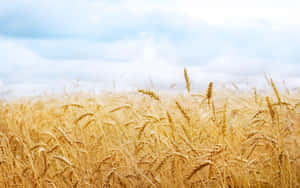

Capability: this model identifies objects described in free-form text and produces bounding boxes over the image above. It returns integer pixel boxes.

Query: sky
[1,0,300,97]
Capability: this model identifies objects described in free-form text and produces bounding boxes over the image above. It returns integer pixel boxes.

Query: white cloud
[0,38,41,69]
[0,0,300,97]
[0,36,299,97]
[124,0,300,27]
[2,0,300,38]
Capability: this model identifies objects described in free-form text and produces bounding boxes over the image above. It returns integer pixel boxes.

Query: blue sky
[0,0,300,96]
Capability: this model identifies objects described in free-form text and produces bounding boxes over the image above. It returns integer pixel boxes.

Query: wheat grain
[155,154,173,172]
[166,110,173,124]
[266,96,275,121]
[39,148,48,177]
[56,127,73,145]
[30,144,47,152]
[270,79,281,104]
[62,104,84,112]
[137,121,151,140]
[53,156,73,167]
[109,105,131,113]
[137,89,160,101]
[74,112,94,124]
[186,161,212,180]
[184,68,191,93]
[207,82,213,105]
[47,144,60,154]
[82,118,96,129]
[175,101,190,122]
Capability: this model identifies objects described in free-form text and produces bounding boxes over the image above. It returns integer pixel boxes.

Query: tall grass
[0,73,299,187]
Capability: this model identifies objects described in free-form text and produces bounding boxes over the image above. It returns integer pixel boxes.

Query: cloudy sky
[1,0,300,96]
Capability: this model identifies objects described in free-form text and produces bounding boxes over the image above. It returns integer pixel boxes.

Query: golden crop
[0,79,299,187]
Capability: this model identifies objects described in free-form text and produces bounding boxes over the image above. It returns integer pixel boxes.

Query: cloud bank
[0,0,300,97]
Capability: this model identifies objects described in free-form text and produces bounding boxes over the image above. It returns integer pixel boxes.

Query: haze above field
[0,0,300,97]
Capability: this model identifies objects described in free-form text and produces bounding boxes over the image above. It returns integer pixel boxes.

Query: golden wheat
[137,89,160,101]
[184,68,191,93]
[0,77,299,187]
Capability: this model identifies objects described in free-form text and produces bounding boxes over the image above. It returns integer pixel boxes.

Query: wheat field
[0,76,299,187]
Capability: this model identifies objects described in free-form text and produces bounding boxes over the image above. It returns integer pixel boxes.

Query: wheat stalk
[222,100,228,137]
